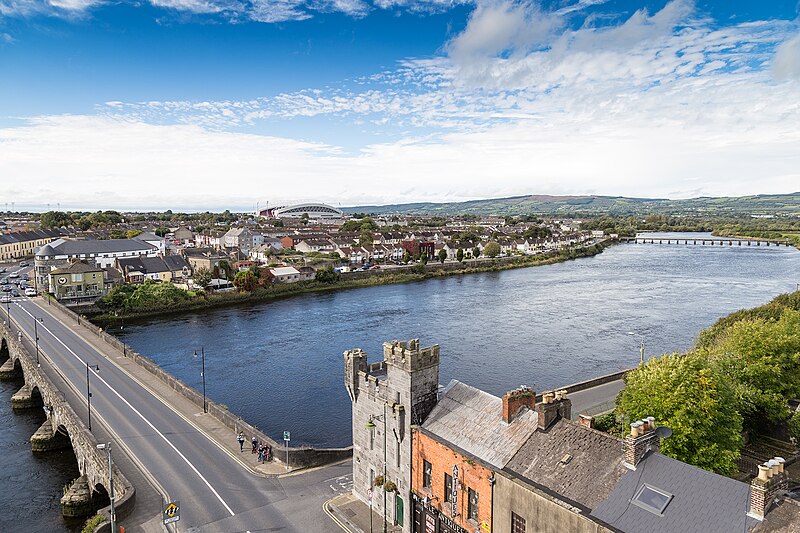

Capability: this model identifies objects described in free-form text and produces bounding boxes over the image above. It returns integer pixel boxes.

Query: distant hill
[344,193,800,217]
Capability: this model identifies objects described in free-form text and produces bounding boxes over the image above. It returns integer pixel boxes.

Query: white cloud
[772,32,800,79]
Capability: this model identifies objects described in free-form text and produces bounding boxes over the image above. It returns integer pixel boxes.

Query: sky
[0,0,799,212]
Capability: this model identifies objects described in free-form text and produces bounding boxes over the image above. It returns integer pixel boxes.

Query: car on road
[25,287,36,297]
[19,261,29,267]
[0,295,11,304]
[9,272,19,278]
[11,289,20,297]
[2,285,11,292]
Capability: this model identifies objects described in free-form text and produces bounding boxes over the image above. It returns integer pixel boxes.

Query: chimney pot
[775,457,785,474]
[757,464,770,482]
[645,416,655,430]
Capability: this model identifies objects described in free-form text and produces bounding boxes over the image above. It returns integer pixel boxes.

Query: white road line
[14,302,237,517]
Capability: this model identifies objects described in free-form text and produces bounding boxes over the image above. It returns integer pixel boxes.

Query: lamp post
[86,363,100,431]
[193,347,207,413]
[34,316,43,367]
[627,331,645,365]
[97,442,116,533]
[366,402,388,533]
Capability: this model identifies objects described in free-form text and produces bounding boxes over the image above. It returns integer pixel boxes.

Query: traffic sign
[283,431,290,441]
[367,488,373,501]
[163,500,180,525]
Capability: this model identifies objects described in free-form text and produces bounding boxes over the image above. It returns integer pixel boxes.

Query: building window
[422,460,432,490]
[511,512,526,533]
[467,487,478,521]
[444,473,452,502]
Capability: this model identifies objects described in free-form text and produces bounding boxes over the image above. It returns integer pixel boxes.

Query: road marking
[13,302,237,517]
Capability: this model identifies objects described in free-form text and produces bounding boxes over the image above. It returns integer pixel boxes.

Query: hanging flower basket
[373,475,385,487]
[384,481,398,493]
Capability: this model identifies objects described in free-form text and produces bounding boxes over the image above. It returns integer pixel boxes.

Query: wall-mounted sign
[451,464,459,517]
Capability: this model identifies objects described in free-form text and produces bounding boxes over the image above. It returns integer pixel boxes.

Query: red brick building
[410,382,540,533]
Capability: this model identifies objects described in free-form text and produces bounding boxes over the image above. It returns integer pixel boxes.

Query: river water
[113,233,800,448]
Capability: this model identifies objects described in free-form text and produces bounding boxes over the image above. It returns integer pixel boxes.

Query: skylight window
[631,484,673,516]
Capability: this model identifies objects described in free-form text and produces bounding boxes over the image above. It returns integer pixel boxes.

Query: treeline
[599,291,800,476]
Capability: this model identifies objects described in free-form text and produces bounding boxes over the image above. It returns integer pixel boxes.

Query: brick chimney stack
[502,386,536,424]
[748,457,788,521]
[623,416,659,469]
[535,390,572,430]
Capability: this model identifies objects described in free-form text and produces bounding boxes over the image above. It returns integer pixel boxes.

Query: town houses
[344,339,797,533]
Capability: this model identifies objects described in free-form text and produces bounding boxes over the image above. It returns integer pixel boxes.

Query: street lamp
[627,331,645,365]
[193,347,207,413]
[97,442,116,533]
[34,316,43,367]
[366,402,388,533]
[86,363,100,431]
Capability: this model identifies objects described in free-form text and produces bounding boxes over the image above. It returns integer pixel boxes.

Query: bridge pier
[61,475,95,518]
[31,418,72,452]
[11,383,43,410]
[0,358,22,380]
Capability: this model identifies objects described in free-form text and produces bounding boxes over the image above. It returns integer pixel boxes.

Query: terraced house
[0,228,68,262]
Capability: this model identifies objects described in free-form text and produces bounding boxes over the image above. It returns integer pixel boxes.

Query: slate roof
[37,238,157,256]
[505,418,626,509]
[421,380,539,469]
[591,452,758,533]
[0,228,68,245]
[117,256,189,274]
[50,261,102,275]
[270,266,300,276]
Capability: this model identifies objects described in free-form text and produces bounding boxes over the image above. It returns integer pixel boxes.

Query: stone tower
[344,339,440,533]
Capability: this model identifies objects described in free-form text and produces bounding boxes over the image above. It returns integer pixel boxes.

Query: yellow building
[0,229,68,262]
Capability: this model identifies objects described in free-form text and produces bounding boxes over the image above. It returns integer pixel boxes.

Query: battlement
[382,339,440,371]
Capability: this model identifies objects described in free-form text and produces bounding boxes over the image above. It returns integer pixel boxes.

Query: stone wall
[0,323,135,522]
[46,297,352,468]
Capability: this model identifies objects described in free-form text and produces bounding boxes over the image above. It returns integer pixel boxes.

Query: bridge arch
[1,336,8,362]
[91,483,111,511]
[29,385,44,409]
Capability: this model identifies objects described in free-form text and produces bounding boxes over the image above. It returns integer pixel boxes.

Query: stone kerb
[0,321,135,522]
[47,297,353,468]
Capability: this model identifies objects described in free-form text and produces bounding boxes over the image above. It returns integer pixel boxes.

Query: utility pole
[86,363,100,431]
[97,443,116,533]
[194,347,206,413]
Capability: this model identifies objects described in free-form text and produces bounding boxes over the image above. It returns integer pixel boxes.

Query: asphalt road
[7,292,350,533]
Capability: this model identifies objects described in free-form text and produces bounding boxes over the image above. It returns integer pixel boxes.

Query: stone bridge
[0,322,134,521]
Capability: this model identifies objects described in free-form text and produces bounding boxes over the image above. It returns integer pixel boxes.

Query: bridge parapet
[0,322,135,521]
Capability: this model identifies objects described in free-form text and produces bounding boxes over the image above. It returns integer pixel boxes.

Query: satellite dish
[655,426,673,439]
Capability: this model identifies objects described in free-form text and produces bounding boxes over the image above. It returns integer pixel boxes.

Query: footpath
[326,492,403,533]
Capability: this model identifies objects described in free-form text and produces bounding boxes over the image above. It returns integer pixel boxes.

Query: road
[5,286,349,533]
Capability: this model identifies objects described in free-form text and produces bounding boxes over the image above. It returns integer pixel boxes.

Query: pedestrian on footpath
[257,446,264,464]
[237,431,245,452]
[251,436,258,454]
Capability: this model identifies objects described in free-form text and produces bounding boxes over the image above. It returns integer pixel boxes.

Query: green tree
[233,270,258,292]
[360,230,374,247]
[300,213,310,225]
[193,267,212,288]
[472,246,481,259]
[456,248,464,262]
[315,266,340,284]
[217,260,232,280]
[420,253,428,264]
[155,227,170,237]
[484,241,501,258]
[437,249,447,263]
[40,211,73,228]
[617,352,743,476]
[701,309,800,425]
[126,229,143,239]
[789,410,800,444]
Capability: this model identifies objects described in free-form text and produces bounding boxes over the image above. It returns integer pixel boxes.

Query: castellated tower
[344,339,440,533]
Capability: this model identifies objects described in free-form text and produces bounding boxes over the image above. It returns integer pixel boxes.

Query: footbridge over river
[619,236,791,246]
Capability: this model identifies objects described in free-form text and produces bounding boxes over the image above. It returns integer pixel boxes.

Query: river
[113,233,800,448]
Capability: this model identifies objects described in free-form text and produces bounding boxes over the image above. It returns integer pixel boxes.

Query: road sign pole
[283,431,290,470]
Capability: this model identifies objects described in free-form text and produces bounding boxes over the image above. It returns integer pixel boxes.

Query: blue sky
[1,0,799,211]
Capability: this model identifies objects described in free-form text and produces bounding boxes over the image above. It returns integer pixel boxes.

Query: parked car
[19,261,29,267]
[2,285,11,292]
[0,295,11,304]
[9,272,19,278]
[11,289,20,297]
[24,287,36,297]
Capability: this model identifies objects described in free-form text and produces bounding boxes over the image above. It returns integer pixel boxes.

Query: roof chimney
[535,389,572,430]
[502,386,536,424]
[748,456,789,521]
[623,416,659,469]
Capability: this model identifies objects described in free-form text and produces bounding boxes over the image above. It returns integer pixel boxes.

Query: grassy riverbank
[91,242,609,325]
